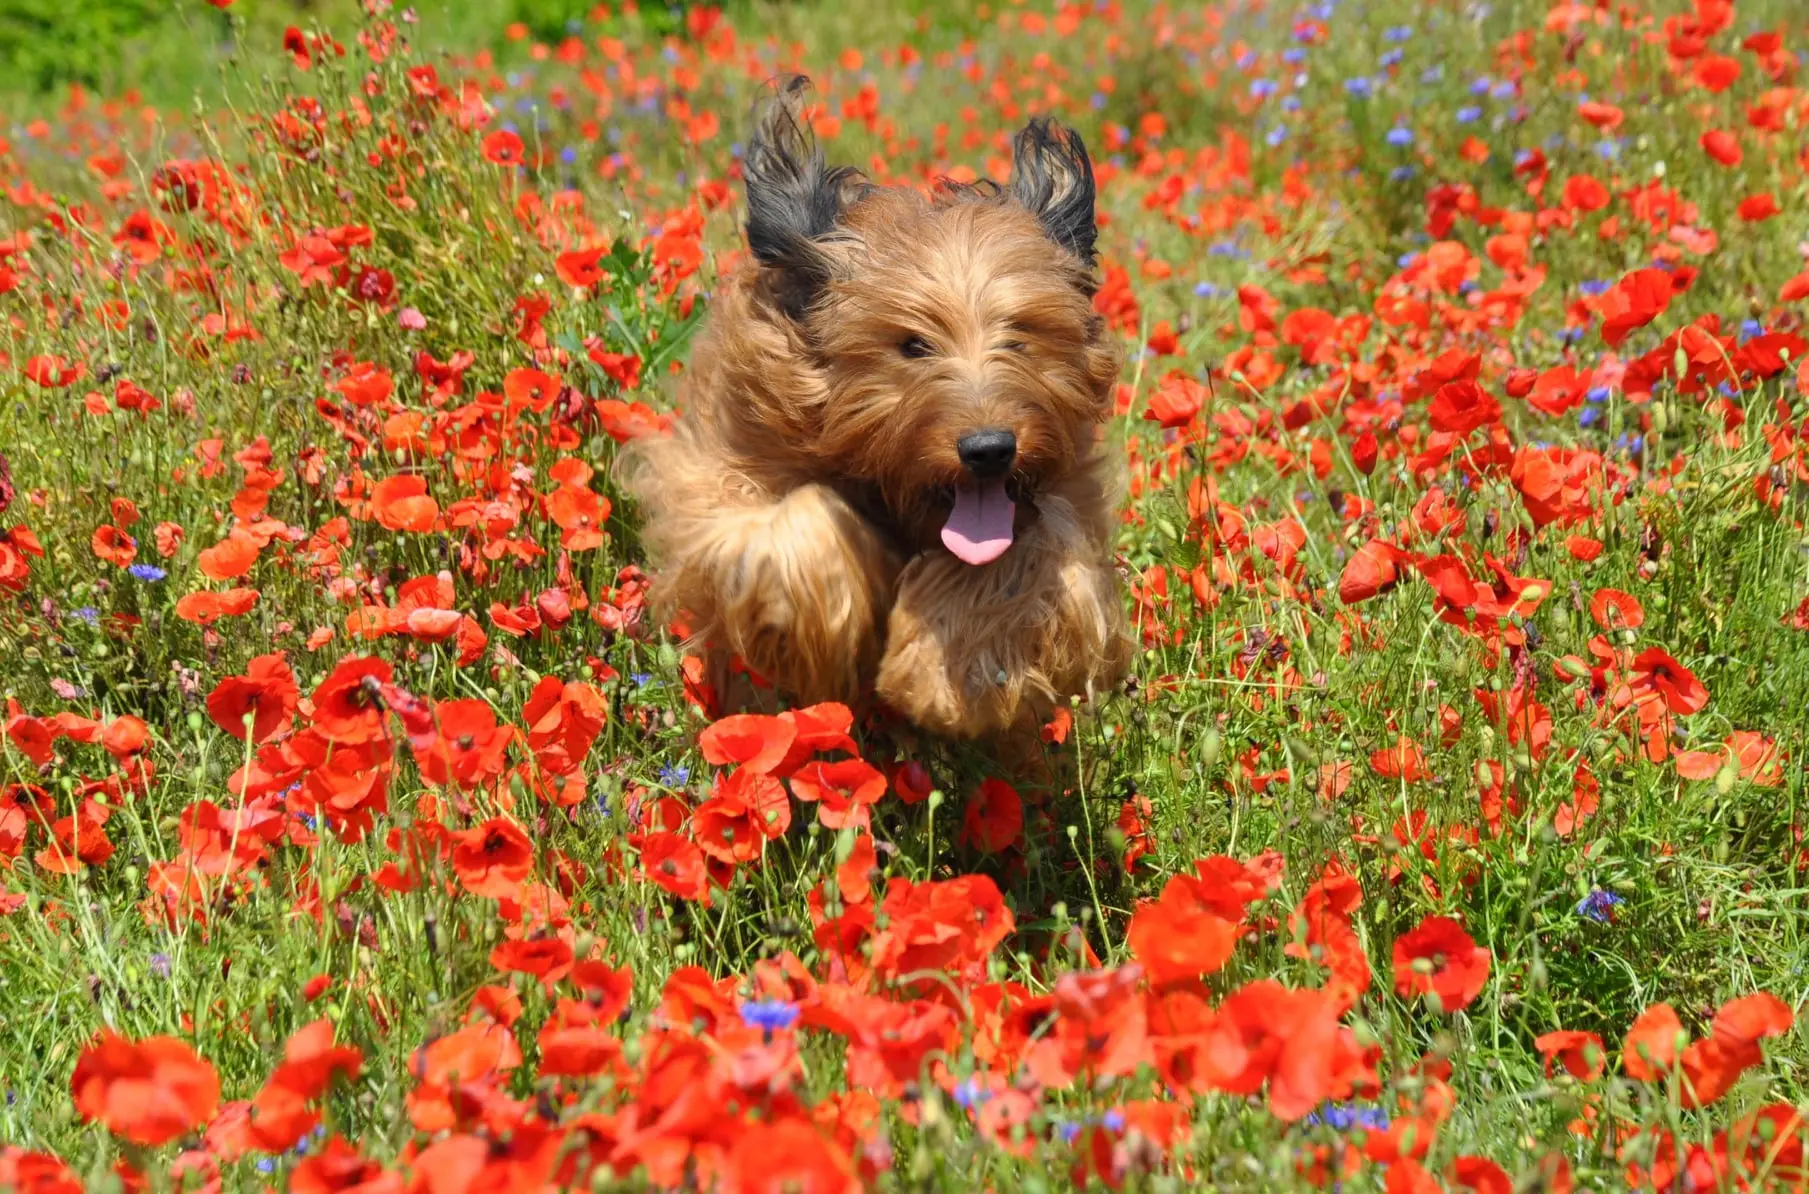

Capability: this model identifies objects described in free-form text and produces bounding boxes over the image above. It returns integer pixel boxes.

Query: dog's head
[739,76,1121,564]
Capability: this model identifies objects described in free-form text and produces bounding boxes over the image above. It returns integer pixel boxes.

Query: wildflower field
[3,0,1809,1187]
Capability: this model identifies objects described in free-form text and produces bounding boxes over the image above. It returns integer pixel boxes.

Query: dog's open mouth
[940,476,1023,566]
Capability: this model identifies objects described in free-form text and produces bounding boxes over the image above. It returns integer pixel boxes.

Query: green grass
[3,0,1809,1189]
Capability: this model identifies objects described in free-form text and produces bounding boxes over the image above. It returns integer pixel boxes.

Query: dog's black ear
[743,75,864,319]
[1007,118,1098,265]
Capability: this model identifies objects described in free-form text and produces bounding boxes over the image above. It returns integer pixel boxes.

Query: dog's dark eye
[899,336,933,359]
[1001,340,1028,353]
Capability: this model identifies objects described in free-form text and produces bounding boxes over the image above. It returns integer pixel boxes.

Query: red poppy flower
[0,1151,82,1194]
[1694,53,1741,91]
[490,936,575,988]
[418,699,513,789]
[206,653,299,743]
[1199,980,1371,1121]
[1425,381,1497,437]
[1560,174,1610,213]
[196,529,261,580]
[70,1030,220,1146]
[370,475,438,533]
[503,366,560,414]
[869,873,1014,986]
[1629,647,1709,715]
[698,713,797,774]
[1450,1157,1512,1194]
[522,676,607,768]
[1534,1029,1605,1080]
[959,777,1023,854]
[790,758,887,830]
[547,485,610,552]
[693,767,790,863]
[1144,372,1206,429]
[1127,870,1244,987]
[450,817,534,898]
[481,129,525,166]
[637,830,711,904]
[1599,268,1675,348]
[555,246,607,288]
[1587,588,1644,630]
[722,1117,861,1194]
[90,526,137,568]
[287,1137,401,1194]
[310,656,393,745]
[1339,539,1405,604]
[1392,915,1490,1011]
[590,349,643,390]
[1738,193,1780,223]
[1700,129,1742,166]
[174,587,259,625]
[1369,735,1430,782]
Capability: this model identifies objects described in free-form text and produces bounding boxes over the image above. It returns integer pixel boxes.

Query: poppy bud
[1504,368,1538,397]
[1352,430,1379,475]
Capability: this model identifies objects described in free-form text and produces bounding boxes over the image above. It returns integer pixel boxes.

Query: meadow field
[3,0,1809,1188]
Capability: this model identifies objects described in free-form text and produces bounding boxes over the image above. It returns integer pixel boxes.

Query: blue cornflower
[1456,106,1482,124]
[1492,80,1517,99]
[1102,1109,1125,1132]
[1250,78,1277,98]
[560,146,577,164]
[1056,1121,1082,1145]
[739,1000,801,1033]
[1586,386,1611,404]
[630,672,653,687]
[1595,139,1622,160]
[1265,124,1289,147]
[1578,279,1611,296]
[1579,407,1602,428]
[1389,165,1416,182]
[1193,281,1222,298]
[658,763,690,788]
[1577,889,1624,923]
[1345,76,1375,98]
[1470,76,1493,95]
[1386,125,1414,147]
[1305,1101,1392,1131]
[952,1077,990,1109]
[1282,47,1306,63]
[1384,24,1414,41]
[127,563,166,582]
[1281,95,1302,113]
[150,952,172,978]
[1380,48,1405,68]
[1740,319,1764,341]
[1397,251,1419,268]
[1420,64,1445,83]
[1557,327,1585,346]
[1090,92,1107,110]
[72,607,99,625]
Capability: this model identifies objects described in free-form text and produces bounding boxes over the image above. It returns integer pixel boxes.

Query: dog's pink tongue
[942,479,1015,565]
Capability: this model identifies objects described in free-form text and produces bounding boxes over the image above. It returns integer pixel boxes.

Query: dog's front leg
[875,486,1130,739]
[648,482,902,704]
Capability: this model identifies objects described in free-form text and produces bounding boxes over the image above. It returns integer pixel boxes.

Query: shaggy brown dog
[624,76,1130,739]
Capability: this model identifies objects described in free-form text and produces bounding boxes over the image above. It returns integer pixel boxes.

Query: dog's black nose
[956,429,1017,479]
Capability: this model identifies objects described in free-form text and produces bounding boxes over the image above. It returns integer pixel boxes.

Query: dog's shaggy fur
[624,76,1130,739]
